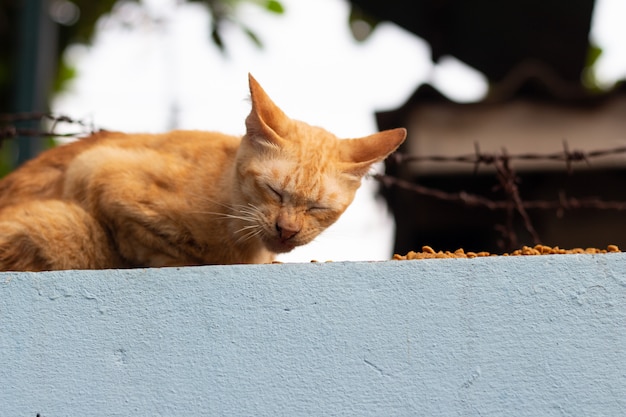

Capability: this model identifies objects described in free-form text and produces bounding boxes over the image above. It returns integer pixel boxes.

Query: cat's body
[0,75,405,271]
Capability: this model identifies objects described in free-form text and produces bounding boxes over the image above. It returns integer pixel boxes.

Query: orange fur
[0,74,406,271]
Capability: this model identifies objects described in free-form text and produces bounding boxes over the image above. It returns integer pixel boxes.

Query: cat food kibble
[393,244,621,260]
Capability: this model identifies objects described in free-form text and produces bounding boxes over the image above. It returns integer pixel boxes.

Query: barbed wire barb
[378,139,626,250]
[0,113,99,144]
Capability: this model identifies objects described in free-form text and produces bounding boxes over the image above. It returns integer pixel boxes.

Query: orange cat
[0,75,406,271]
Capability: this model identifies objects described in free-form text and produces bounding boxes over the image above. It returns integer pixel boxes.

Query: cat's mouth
[262,235,298,253]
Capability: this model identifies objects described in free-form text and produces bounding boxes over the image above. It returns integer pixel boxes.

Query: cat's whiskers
[237,224,261,231]
[234,225,264,245]
[184,192,262,218]
[230,202,263,217]
[192,211,255,223]
[188,199,267,246]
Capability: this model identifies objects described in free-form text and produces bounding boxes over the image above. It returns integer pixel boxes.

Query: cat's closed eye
[307,206,328,213]
[266,184,283,203]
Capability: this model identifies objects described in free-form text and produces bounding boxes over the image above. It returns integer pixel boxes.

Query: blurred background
[1,0,626,261]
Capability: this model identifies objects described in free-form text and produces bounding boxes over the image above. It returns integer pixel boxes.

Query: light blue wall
[1,254,625,416]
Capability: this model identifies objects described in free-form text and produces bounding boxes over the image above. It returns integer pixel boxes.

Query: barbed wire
[377,141,626,250]
[0,113,98,143]
[389,141,626,174]
[374,174,626,212]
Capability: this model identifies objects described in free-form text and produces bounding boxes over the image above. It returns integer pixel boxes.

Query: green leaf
[242,25,263,48]
[585,43,602,68]
[211,26,226,52]
[264,0,284,14]
[53,59,77,93]
[348,5,379,42]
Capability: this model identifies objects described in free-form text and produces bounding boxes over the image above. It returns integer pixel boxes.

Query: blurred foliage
[0,0,283,173]
[0,133,15,176]
[58,0,121,45]
[55,0,284,90]
[348,4,379,42]
[1,0,285,106]
[193,0,285,50]
[59,0,284,48]
[582,43,604,91]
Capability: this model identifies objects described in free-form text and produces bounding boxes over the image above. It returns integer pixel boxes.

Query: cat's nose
[276,222,300,240]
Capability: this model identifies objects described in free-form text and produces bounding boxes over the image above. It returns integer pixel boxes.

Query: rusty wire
[377,140,626,249]
[391,141,626,171]
[374,173,626,212]
[0,113,98,143]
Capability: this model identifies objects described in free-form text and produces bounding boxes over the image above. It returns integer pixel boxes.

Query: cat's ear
[244,74,289,148]
[339,128,407,178]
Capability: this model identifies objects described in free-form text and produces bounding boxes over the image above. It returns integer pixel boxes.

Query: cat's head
[232,74,406,254]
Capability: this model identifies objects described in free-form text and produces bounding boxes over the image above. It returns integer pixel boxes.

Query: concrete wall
[1,254,625,416]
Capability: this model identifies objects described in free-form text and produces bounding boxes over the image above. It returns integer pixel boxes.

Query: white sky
[589,0,626,88]
[52,0,626,262]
